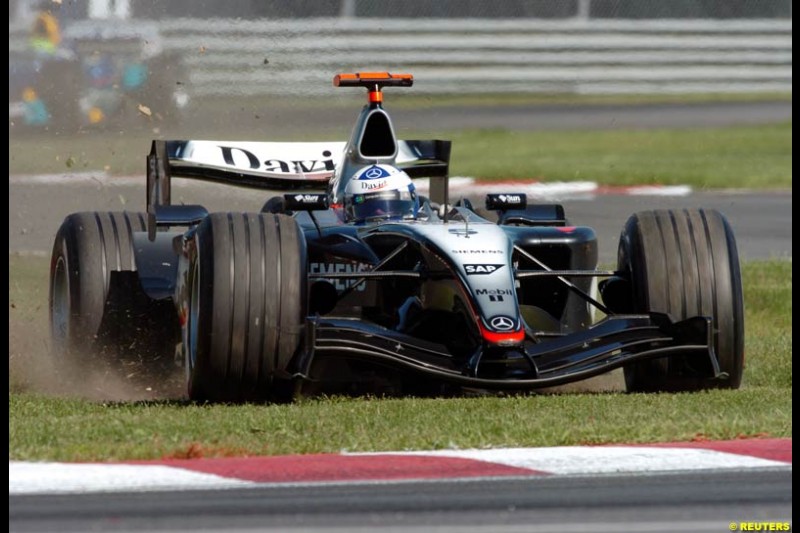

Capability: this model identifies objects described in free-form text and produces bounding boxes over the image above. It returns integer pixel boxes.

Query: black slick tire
[49,211,176,372]
[618,209,744,392]
[186,213,306,402]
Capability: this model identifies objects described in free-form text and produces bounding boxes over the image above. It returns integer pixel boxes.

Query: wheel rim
[50,255,70,356]
[186,260,200,385]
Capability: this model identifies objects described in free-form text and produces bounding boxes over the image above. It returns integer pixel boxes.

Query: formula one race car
[49,72,744,401]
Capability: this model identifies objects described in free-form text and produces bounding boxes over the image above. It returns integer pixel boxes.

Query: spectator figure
[29,3,62,56]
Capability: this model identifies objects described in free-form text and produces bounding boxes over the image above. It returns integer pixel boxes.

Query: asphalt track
[8,181,792,264]
[9,468,792,533]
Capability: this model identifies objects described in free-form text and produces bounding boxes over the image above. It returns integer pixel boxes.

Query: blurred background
[9,0,792,135]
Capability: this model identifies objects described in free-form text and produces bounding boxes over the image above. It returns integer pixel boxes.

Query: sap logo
[218,146,335,174]
[464,264,505,275]
[498,195,522,203]
[309,262,369,292]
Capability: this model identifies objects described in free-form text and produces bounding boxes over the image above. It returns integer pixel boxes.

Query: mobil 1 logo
[476,288,513,302]
[464,264,505,276]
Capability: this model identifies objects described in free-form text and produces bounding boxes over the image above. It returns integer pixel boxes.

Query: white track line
[8,462,253,495]
[387,446,788,475]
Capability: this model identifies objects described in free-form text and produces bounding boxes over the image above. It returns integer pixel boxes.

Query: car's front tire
[186,213,307,402]
[618,209,744,392]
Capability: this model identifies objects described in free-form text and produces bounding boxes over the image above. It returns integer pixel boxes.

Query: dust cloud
[9,300,185,402]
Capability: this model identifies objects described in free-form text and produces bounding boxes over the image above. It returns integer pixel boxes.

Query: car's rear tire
[187,213,307,402]
[618,209,744,392]
[49,212,176,373]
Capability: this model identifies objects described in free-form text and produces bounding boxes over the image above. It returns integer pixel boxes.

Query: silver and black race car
[49,72,744,401]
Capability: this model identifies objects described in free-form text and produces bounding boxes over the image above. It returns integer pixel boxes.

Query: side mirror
[283,193,329,211]
[485,193,527,211]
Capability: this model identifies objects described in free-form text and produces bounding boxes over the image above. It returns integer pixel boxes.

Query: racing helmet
[344,164,419,222]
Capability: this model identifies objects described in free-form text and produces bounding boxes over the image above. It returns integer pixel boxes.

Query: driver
[344,164,419,222]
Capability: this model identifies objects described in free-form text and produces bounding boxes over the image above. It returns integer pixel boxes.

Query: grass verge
[8,257,791,461]
[446,122,791,188]
[9,116,791,189]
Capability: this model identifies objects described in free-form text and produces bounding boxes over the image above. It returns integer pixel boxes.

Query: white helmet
[344,164,419,222]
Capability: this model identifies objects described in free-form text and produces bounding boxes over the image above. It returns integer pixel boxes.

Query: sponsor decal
[359,165,392,180]
[309,262,369,292]
[489,315,515,331]
[359,180,387,191]
[465,264,505,275]
[218,146,335,174]
[357,190,399,202]
[448,228,478,237]
[451,250,504,254]
[476,289,513,295]
[477,288,513,302]
[293,194,324,203]
[486,193,527,210]
[498,194,522,203]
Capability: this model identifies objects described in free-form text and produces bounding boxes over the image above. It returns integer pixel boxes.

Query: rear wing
[145,138,450,238]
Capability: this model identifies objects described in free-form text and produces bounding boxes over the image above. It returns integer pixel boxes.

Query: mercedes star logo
[489,316,515,331]
[365,167,383,179]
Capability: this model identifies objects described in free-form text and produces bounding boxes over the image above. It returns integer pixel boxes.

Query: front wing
[289,313,721,390]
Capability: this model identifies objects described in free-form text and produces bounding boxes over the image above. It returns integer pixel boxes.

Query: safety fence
[9,18,793,96]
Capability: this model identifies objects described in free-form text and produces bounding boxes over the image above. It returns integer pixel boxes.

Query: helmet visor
[349,189,417,221]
